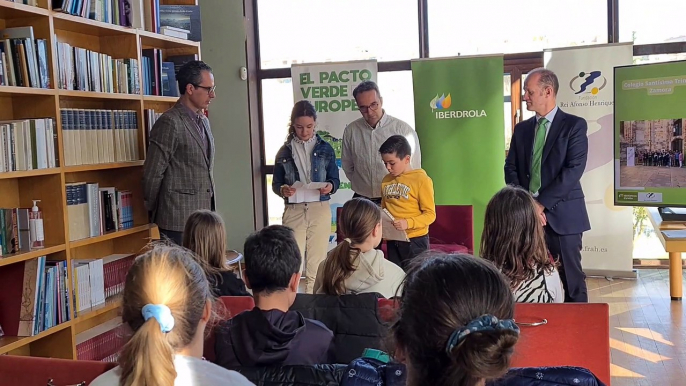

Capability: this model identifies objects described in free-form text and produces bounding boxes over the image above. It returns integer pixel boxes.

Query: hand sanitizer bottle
[30,200,45,249]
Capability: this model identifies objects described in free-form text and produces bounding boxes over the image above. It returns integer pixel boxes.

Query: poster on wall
[614,60,686,208]
[545,43,634,276]
[411,55,505,255]
[291,60,378,244]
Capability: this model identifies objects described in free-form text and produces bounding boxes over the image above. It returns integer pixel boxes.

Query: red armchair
[0,355,115,385]
[375,300,610,385]
[429,205,473,254]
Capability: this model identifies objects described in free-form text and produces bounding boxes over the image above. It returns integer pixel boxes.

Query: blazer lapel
[522,116,537,173]
[176,105,210,165]
[542,109,565,164]
[202,116,214,168]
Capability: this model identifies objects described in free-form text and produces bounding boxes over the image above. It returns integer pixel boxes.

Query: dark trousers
[545,226,587,303]
[387,235,429,271]
[160,228,183,246]
[352,192,382,206]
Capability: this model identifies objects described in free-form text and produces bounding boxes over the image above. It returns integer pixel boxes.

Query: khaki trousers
[282,201,332,293]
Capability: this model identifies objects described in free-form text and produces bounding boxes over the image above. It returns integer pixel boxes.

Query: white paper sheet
[288,181,329,204]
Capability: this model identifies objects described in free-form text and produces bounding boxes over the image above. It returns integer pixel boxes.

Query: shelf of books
[0,0,201,360]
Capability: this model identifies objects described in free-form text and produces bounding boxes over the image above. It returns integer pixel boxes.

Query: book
[159,5,201,42]
[161,62,178,97]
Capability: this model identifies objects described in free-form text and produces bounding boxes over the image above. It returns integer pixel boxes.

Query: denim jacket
[272,134,340,203]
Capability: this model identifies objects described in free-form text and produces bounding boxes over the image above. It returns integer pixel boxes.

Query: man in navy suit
[505,68,591,303]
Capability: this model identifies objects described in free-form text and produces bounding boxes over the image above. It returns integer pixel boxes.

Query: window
[377,71,415,129]
[262,78,294,165]
[504,74,512,150]
[257,0,419,69]
[428,0,607,57]
[633,53,686,65]
[619,0,686,44]
[265,175,285,225]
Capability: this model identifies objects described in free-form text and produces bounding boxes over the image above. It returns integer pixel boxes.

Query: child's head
[393,252,518,386]
[320,198,382,295]
[243,225,301,301]
[379,134,412,177]
[182,209,227,272]
[287,100,317,142]
[119,243,214,386]
[480,185,553,290]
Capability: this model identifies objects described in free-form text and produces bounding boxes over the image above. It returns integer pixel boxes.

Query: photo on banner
[545,43,634,276]
[291,60,378,245]
[411,55,505,255]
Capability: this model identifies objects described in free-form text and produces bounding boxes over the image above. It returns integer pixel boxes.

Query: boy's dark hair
[353,80,381,100]
[177,60,212,95]
[379,134,412,159]
[243,225,301,294]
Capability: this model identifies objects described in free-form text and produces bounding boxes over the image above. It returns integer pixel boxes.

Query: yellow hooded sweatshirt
[381,168,436,239]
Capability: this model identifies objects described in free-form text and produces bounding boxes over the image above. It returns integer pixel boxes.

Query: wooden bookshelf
[0,0,201,360]
[0,167,61,180]
[63,161,145,173]
[0,244,66,268]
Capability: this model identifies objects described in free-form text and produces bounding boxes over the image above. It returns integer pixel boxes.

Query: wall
[200,0,256,251]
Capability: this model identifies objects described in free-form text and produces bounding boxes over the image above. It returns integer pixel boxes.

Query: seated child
[183,210,250,297]
[214,225,334,368]
[390,252,520,386]
[379,135,436,270]
[91,243,254,386]
[314,197,405,298]
[480,185,564,303]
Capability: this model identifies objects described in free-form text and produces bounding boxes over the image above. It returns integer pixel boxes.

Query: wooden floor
[590,269,686,386]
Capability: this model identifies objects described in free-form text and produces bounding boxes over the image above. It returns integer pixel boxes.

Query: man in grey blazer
[143,61,216,244]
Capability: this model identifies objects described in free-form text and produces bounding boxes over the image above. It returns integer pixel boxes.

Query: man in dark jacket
[215,225,334,368]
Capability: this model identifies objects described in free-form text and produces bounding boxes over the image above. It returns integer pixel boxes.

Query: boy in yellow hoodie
[379,135,436,270]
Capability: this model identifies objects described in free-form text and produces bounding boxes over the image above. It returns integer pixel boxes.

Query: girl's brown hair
[320,198,380,295]
[182,210,228,278]
[393,253,518,386]
[118,243,214,386]
[286,100,317,142]
[480,185,555,290]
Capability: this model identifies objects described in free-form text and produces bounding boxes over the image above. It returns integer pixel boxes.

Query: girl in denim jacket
[272,100,340,293]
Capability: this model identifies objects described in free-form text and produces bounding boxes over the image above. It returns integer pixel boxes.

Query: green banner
[411,55,505,255]
[614,61,686,207]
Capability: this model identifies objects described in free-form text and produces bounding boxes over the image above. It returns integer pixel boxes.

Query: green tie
[529,117,548,193]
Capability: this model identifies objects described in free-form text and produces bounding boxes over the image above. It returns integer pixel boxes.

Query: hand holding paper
[288,181,329,203]
[381,208,410,242]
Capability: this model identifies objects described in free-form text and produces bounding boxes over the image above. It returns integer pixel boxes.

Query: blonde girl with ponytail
[90,243,254,386]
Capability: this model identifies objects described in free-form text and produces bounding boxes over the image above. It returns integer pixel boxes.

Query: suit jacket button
[207,189,211,192]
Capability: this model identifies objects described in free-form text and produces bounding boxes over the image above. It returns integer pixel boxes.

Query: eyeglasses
[194,84,216,94]
[358,101,380,113]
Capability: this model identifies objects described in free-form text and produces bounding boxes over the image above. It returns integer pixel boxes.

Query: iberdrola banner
[411,55,505,255]
[545,43,634,277]
[291,60,378,245]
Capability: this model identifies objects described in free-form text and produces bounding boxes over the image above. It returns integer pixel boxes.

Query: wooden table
[647,208,686,300]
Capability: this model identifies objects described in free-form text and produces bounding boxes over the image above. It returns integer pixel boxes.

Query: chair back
[429,205,474,253]
[0,355,115,385]
[204,296,256,362]
[377,298,398,323]
[511,303,610,386]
